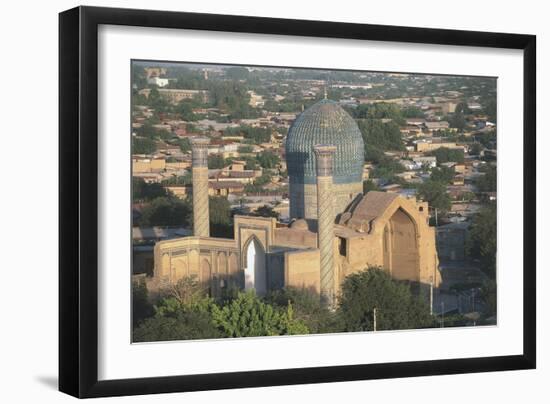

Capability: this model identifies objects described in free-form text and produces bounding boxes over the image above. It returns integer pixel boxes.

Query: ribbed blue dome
[285,99,364,184]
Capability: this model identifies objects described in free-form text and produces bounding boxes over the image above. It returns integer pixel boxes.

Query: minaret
[313,144,337,307]
[191,137,210,237]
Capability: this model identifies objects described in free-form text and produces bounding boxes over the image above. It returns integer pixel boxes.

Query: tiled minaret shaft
[191,138,210,238]
[314,145,337,306]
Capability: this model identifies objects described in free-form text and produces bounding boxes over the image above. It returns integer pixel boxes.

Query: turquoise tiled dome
[285,99,364,184]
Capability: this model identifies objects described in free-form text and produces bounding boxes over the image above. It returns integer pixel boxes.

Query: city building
[138,88,209,104]
[144,67,167,78]
[147,76,169,87]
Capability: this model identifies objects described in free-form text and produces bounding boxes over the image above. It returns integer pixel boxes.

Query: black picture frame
[59,5,536,398]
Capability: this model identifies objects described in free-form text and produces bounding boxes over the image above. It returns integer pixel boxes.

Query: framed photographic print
[59,6,536,398]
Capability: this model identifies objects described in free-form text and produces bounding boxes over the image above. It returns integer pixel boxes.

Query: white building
[412,156,437,169]
[147,76,169,87]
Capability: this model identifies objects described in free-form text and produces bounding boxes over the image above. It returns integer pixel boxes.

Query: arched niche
[383,208,420,282]
[200,258,212,294]
[217,252,227,275]
[171,256,187,282]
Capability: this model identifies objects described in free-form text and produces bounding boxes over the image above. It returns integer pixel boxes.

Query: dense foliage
[429,166,455,184]
[466,203,497,278]
[417,180,451,214]
[256,150,280,169]
[138,196,192,227]
[429,147,465,164]
[211,292,309,337]
[208,154,226,169]
[132,137,157,154]
[208,196,233,238]
[133,268,435,342]
[339,268,433,331]
[224,125,272,144]
[476,165,497,193]
[133,177,169,202]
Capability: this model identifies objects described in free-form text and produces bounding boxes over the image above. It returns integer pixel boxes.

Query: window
[338,237,347,257]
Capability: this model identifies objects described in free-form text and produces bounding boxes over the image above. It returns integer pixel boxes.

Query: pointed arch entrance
[243,237,267,296]
[382,208,420,282]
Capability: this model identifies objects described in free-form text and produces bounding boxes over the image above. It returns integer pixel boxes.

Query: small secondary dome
[285,99,364,185]
[289,218,309,231]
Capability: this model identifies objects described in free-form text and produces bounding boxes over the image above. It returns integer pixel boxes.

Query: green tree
[476,165,497,193]
[211,291,309,337]
[161,172,192,186]
[363,179,380,193]
[175,100,200,121]
[135,121,156,139]
[358,119,404,153]
[480,280,497,316]
[474,131,496,148]
[238,145,253,153]
[401,106,425,118]
[449,102,467,131]
[132,278,154,328]
[254,204,279,219]
[244,173,272,193]
[132,177,168,202]
[208,196,233,238]
[163,276,206,306]
[354,103,405,123]
[138,196,192,227]
[208,154,226,169]
[225,67,250,81]
[371,157,405,181]
[132,137,157,154]
[266,287,343,334]
[417,180,451,214]
[225,125,271,144]
[179,137,191,153]
[466,203,497,278]
[469,143,483,156]
[338,267,433,332]
[257,150,280,169]
[133,310,222,342]
[430,147,464,164]
[147,86,171,112]
[430,166,455,184]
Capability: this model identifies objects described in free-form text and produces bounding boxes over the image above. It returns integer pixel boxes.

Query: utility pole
[440,301,445,328]
[435,207,439,227]
[373,308,377,332]
[429,278,434,316]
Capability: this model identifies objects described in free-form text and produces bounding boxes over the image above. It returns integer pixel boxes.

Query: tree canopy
[208,154,226,169]
[254,205,280,219]
[138,196,192,227]
[132,177,169,202]
[476,165,497,193]
[429,166,455,184]
[359,119,404,158]
[256,150,280,169]
[338,267,433,332]
[429,147,464,164]
[466,203,497,278]
[417,180,451,214]
[132,137,157,155]
[211,291,309,337]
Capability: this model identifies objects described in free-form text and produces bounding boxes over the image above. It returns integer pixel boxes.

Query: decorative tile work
[286,99,364,219]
